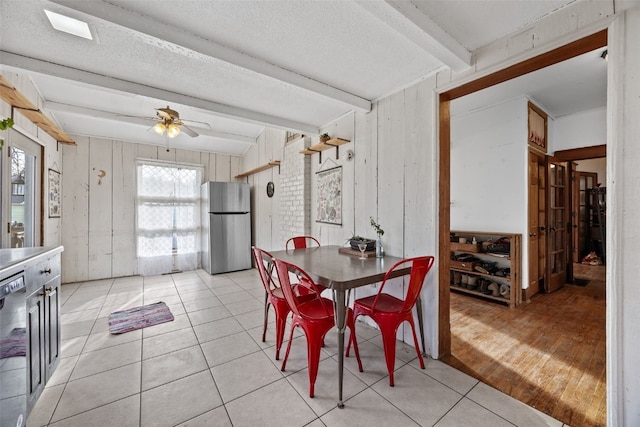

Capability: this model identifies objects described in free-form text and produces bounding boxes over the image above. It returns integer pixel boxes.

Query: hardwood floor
[443,278,606,426]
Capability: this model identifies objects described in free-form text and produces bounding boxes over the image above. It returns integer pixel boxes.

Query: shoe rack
[449,230,522,307]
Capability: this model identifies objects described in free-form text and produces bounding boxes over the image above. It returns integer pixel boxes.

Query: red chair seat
[274,258,363,398]
[347,256,435,386]
[353,294,404,313]
[253,246,318,361]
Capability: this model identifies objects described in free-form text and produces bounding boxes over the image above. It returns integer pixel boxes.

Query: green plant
[320,132,330,139]
[370,217,384,237]
[0,117,15,150]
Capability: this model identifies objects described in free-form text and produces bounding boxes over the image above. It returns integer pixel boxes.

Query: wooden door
[547,158,570,292]
[571,171,597,263]
[528,151,546,296]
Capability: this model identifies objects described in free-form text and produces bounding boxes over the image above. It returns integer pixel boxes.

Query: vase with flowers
[370,216,385,258]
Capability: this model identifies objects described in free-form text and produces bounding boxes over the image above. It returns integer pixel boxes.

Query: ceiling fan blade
[116,113,157,121]
[181,124,199,138]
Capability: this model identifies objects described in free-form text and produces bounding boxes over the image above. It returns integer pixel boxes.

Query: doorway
[438,30,608,425]
[1,128,43,248]
[556,146,607,282]
[438,29,607,354]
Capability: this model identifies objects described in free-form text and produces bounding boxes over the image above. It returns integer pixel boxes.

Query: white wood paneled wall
[245,128,285,251]
[244,77,439,355]
[61,138,242,283]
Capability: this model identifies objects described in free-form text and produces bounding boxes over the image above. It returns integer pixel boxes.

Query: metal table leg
[416,295,427,357]
[332,288,348,408]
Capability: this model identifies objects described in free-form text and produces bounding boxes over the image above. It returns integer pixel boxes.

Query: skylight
[44,10,92,40]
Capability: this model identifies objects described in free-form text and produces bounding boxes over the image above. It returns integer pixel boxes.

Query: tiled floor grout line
[49,279,117,426]
[40,272,565,426]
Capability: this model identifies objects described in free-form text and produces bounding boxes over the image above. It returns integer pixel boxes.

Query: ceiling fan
[150,106,199,138]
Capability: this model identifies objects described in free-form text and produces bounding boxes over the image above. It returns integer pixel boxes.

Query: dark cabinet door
[44,278,61,380]
[26,289,45,413]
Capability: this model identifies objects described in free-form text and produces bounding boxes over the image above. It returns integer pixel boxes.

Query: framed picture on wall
[528,101,548,153]
[48,169,61,218]
[316,166,342,225]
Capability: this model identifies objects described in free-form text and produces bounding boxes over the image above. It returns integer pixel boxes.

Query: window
[136,160,203,276]
[1,129,42,249]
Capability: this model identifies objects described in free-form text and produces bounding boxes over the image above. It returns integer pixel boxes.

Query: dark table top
[269,245,410,291]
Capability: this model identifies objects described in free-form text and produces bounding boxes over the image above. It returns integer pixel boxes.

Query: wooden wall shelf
[235,160,281,179]
[0,74,75,145]
[300,137,350,163]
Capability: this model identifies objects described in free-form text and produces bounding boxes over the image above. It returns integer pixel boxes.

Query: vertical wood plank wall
[61,138,242,283]
[244,76,440,355]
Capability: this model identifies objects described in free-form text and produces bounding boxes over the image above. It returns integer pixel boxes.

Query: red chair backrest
[286,236,320,250]
[273,258,332,320]
[372,256,435,313]
[252,246,278,298]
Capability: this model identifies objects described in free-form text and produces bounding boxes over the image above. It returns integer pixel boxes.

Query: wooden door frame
[437,30,607,357]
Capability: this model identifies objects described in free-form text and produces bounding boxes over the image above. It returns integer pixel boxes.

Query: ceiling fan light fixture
[153,122,166,135]
[166,123,181,138]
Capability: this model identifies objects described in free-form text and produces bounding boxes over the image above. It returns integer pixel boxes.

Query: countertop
[0,246,64,278]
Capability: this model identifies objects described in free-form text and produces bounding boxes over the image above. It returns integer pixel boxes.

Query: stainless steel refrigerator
[201,182,251,274]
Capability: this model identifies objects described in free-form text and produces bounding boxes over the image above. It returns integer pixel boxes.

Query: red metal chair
[273,258,363,398]
[285,235,320,250]
[346,255,435,386]
[252,246,317,360]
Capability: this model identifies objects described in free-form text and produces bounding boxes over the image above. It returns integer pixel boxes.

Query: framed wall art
[48,169,61,218]
[528,101,548,153]
[316,165,342,225]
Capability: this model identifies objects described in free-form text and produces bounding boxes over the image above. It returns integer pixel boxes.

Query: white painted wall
[60,137,241,283]
[244,78,440,355]
[450,97,529,287]
[553,107,606,151]
[608,7,640,426]
[450,97,527,231]
[576,158,607,184]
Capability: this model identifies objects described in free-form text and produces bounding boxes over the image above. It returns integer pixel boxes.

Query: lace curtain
[136,160,203,276]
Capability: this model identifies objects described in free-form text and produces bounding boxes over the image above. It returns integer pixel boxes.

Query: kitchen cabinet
[0,246,62,427]
[25,251,61,413]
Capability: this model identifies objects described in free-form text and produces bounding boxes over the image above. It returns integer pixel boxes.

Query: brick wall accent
[280,136,311,239]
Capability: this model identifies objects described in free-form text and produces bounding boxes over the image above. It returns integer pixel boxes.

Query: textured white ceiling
[0,0,602,155]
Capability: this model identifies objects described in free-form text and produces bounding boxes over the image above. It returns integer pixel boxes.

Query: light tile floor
[28,269,567,426]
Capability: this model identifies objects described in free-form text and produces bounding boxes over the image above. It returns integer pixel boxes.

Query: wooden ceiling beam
[2,51,320,135]
[51,0,372,113]
[44,101,257,145]
[356,0,471,72]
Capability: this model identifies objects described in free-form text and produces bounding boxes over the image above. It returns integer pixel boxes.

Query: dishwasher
[0,271,27,427]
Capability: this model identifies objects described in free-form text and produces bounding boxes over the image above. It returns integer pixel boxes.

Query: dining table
[268,245,426,408]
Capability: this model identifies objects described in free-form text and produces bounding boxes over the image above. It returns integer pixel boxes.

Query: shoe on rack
[479,279,491,294]
[488,282,500,297]
[499,283,510,299]
[461,274,469,287]
[467,275,478,290]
